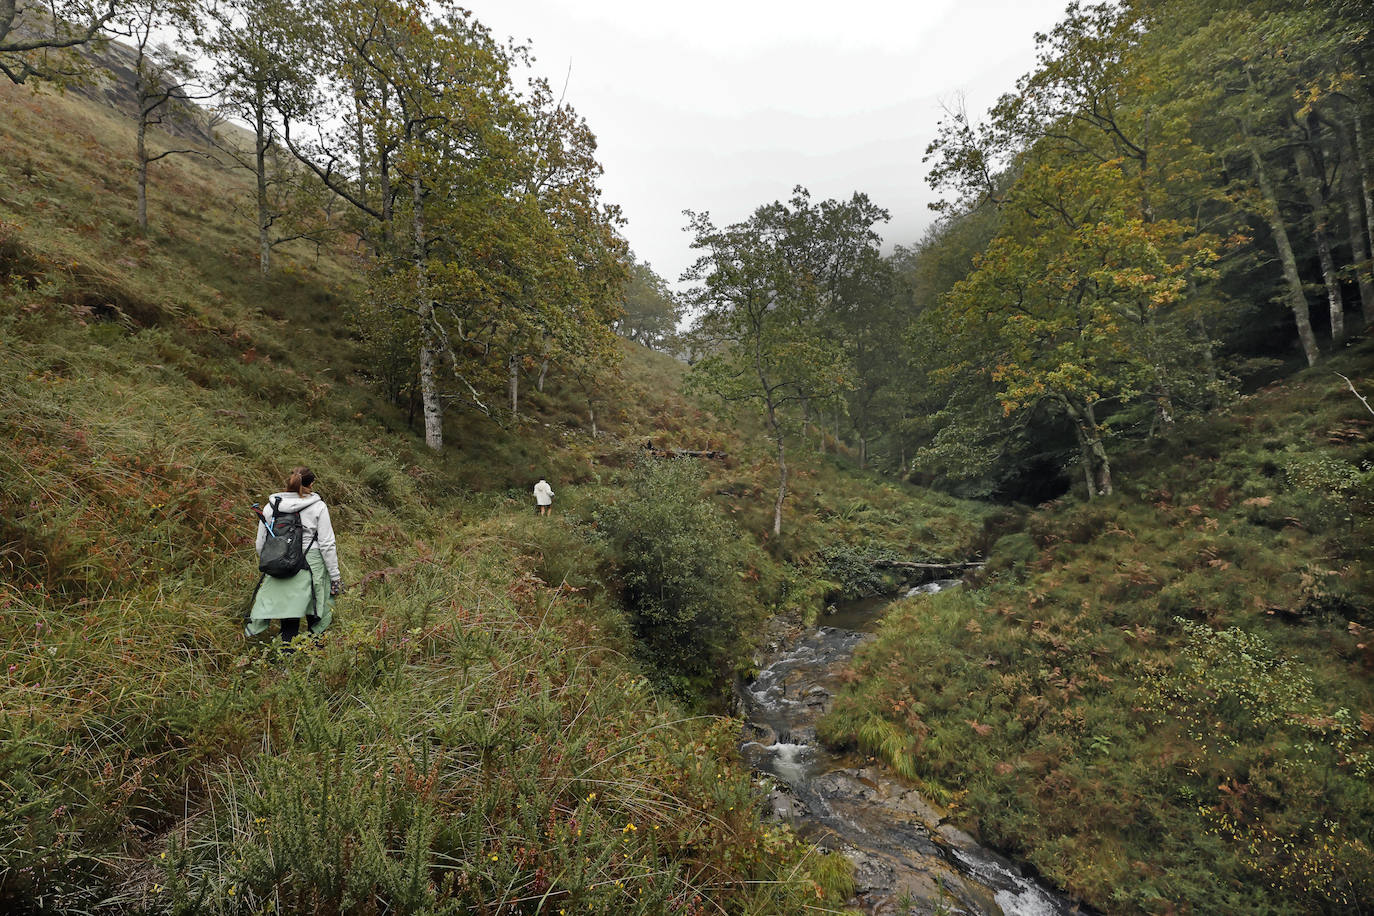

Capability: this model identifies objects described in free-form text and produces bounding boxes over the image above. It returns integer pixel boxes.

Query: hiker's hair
[286,466,316,494]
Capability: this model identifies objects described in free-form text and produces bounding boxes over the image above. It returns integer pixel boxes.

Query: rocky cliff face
[72,32,217,147]
[10,0,217,147]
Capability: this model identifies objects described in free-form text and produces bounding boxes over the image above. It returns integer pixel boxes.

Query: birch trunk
[1336,121,1374,323]
[767,399,787,538]
[418,312,442,451]
[413,174,442,451]
[1354,111,1374,260]
[1246,134,1320,365]
[1294,143,1345,343]
[508,352,520,415]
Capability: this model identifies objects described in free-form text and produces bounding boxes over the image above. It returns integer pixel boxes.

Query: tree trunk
[537,357,549,393]
[1190,280,1217,382]
[859,434,868,470]
[1140,303,1177,434]
[508,352,520,415]
[1336,121,1374,324]
[766,399,787,538]
[255,87,270,278]
[413,174,442,451]
[418,316,442,450]
[1084,400,1112,497]
[1293,142,1345,343]
[588,404,597,438]
[379,84,393,249]
[1150,370,1175,435]
[136,116,149,234]
[352,76,369,202]
[1071,419,1095,499]
[1354,111,1374,261]
[1064,398,1112,498]
[800,398,817,453]
[1246,134,1320,365]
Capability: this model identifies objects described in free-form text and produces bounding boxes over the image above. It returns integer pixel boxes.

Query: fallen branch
[874,559,983,572]
[1336,373,1374,418]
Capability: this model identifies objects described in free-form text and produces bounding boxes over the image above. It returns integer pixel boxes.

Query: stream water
[739,582,1087,916]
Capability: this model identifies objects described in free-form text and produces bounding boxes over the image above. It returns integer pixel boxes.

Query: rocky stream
[739,582,1089,916]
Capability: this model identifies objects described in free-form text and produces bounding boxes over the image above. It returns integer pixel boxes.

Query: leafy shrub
[817,543,902,599]
[1281,447,1372,530]
[594,461,766,699]
[1141,619,1374,908]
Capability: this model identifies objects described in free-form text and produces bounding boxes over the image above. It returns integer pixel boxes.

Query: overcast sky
[471,0,1070,288]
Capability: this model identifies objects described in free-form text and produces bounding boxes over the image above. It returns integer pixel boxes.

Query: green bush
[594,461,766,699]
[817,543,902,599]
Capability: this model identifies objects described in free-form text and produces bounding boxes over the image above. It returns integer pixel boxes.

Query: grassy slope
[0,82,981,913]
[820,342,1374,914]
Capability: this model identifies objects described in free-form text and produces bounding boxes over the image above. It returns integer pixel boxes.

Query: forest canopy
[678,0,1372,503]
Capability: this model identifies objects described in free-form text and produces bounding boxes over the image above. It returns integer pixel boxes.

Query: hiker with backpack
[533,476,554,516]
[245,466,343,644]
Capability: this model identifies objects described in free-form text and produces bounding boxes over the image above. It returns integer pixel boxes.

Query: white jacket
[256,492,340,581]
[533,480,554,506]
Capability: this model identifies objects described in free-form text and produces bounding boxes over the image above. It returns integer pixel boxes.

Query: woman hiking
[533,476,554,516]
[245,466,343,645]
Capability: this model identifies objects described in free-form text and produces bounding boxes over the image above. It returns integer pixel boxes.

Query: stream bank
[740,582,1087,916]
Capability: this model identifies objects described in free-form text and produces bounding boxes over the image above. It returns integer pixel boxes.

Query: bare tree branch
[1336,372,1374,418]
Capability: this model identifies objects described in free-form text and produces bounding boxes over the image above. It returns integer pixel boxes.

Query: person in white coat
[533,477,554,516]
[245,466,343,643]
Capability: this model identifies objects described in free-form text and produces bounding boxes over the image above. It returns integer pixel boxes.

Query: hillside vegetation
[0,80,981,913]
[821,349,1374,913]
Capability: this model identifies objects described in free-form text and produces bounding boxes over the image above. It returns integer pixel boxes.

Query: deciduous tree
[204,0,324,276]
[109,0,207,235]
[685,188,880,536]
[616,259,681,351]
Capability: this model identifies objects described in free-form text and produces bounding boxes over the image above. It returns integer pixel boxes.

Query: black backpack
[258,496,316,578]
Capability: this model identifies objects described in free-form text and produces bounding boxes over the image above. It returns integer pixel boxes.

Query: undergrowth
[820,340,1374,915]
